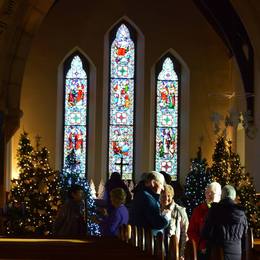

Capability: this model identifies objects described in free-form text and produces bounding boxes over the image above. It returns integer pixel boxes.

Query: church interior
[0,0,260,258]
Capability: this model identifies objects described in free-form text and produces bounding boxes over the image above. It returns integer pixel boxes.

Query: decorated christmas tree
[6,132,60,235]
[184,147,212,218]
[59,149,100,236]
[211,135,260,237]
[210,135,231,186]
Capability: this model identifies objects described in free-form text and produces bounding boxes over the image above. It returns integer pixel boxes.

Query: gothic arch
[102,16,144,181]
[56,47,97,180]
[151,49,190,184]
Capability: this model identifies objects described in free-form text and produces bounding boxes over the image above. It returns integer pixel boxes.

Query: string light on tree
[210,135,260,237]
[5,132,61,235]
[59,148,100,236]
[184,147,212,218]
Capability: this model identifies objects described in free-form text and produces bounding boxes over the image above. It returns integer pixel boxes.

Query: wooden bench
[184,239,197,260]
[138,226,145,251]
[131,225,138,247]
[145,228,154,256]
[168,235,179,260]
[154,232,165,260]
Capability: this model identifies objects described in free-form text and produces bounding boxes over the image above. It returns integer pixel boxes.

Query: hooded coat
[202,198,248,260]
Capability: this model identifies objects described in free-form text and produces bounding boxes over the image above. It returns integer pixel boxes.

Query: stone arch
[0,0,55,141]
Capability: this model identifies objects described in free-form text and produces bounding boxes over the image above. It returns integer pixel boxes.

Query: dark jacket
[202,198,248,259]
[53,199,86,237]
[129,186,169,233]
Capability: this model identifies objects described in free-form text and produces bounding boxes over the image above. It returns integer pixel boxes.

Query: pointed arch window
[155,56,180,180]
[63,53,88,176]
[108,23,136,180]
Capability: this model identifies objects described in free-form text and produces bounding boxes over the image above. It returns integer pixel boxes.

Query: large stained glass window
[155,57,179,180]
[63,54,88,176]
[108,23,136,180]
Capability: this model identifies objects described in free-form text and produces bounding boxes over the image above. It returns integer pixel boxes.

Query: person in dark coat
[100,188,129,236]
[131,172,149,199]
[53,185,86,237]
[104,172,132,210]
[129,171,170,234]
[202,185,248,260]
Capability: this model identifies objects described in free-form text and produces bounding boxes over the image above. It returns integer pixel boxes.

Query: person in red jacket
[187,181,221,260]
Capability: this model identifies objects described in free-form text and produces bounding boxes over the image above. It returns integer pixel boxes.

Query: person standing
[187,182,221,259]
[104,172,132,211]
[161,184,189,259]
[100,188,129,236]
[53,185,86,237]
[202,185,248,260]
[129,171,170,234]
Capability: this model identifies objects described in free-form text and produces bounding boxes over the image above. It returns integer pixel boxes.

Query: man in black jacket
[202,185,248,260]
[129,171,170,234]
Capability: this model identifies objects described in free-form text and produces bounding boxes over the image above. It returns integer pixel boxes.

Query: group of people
[130,171,248,260]
[54,171,248,260]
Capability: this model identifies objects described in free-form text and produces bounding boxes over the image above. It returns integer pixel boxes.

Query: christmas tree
[210,135,231,186]
[184,147,212,218]
[6,132,60,235]
[211,135,260,237]
[59,149,100,236]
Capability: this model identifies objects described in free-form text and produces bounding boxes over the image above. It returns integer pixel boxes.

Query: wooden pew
[131,225,138,247]
[145,229,154,256]
[126,224,132,243]
[0,237,157,259]
[118,224,131,243]
[184,239,197,260]
[154,232,165,260]
[118,225,124,241]
[167,234,179,260]
[138,226,145,251]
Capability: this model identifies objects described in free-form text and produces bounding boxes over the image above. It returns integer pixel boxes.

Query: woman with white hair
[187,181,221,260]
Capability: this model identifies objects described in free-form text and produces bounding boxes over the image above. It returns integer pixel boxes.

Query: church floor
[0,237,156,259]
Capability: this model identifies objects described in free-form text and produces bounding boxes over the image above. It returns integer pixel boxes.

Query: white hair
[222,185,236,200]
[144,171,165,185]
[206,181,222,202]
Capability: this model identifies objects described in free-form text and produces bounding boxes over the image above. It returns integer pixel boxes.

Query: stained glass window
[108,23,135,180]
[155,57,179,180]
[63,54,88,176]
